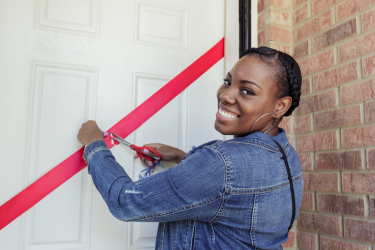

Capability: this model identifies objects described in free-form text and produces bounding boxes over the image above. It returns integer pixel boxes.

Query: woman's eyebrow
[239,80,262,90]
[227,72,232,79]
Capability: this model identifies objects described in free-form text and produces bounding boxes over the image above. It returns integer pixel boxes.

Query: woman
[77,47,303,249]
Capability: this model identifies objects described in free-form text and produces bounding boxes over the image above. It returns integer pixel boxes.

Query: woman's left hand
[77,120,104,146]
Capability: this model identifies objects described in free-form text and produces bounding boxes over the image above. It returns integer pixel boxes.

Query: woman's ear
[274,96,292,117]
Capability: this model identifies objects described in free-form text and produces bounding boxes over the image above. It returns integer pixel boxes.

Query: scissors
[109,132,162,167]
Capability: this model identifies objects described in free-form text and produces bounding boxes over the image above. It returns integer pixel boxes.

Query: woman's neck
[233,126,280,138]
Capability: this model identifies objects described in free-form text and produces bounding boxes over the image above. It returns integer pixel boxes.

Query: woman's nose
[219,88,236,104]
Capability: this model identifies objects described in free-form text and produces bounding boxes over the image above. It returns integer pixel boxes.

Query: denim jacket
[84,128,303,250]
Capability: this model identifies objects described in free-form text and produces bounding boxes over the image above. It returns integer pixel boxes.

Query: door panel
[0,0,225,249]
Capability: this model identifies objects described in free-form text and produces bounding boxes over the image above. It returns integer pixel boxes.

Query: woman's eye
[223,79,231,86]
[241,89,255,95]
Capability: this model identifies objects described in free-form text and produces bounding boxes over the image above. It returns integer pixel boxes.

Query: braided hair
[240,47,302,117]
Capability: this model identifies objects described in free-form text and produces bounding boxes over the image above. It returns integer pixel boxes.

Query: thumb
[133,152,139,159]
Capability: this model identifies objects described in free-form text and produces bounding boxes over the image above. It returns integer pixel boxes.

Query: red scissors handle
[130,144,162,162]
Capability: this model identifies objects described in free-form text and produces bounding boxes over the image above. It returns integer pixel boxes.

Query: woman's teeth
[219,108,238,118]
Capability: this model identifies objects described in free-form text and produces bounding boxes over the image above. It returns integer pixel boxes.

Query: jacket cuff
[83,140,109,163]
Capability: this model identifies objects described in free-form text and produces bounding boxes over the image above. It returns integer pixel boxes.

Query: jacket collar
[230,128,289,149]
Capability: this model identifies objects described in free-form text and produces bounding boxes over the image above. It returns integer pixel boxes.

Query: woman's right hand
[134,143,186,166]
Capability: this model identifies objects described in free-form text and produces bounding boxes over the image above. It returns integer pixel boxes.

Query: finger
[134,153,139,159]
[144,160,153,167]
[151,167,155,173]
[142,148,159,159]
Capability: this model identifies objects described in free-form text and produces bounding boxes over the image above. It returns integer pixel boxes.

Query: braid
[241,47,302,117]
[278,56,301,116]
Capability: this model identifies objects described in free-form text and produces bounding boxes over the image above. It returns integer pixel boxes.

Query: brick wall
[258,0,375,249]
[258,0,298,248]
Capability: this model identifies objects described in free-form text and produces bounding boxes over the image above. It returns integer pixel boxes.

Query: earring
[249,112,278,134]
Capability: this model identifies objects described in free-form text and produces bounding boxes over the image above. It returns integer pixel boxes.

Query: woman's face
[214,54,280,137]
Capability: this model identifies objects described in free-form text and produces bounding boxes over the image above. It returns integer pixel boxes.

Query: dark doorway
[239,0,251,57]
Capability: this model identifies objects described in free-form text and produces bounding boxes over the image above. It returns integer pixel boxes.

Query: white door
[0,0,240,249]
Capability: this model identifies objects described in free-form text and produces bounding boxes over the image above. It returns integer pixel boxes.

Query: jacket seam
[125,194,222,222]
[227,173,303,194]
[209,143,231,224]
[226,141,290,153]
[157,222,166,250]
[250,193,258,247]
[172,221,178,250]
[85,146,110,162]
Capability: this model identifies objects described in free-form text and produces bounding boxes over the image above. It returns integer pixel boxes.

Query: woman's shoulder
[216,128,291,153]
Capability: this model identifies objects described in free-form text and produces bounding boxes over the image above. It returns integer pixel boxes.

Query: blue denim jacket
[84,128,303,250]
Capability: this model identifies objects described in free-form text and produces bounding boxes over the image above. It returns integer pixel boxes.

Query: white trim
[251,0,258,47]
[224,0,239,75]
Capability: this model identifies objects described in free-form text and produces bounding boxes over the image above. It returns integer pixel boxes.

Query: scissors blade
[110,132,131,147]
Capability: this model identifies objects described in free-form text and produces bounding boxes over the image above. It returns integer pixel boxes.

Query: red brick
[299,153,313,170]
[301,192,314,210]
[320,236,371,250]
[301,78,311,96]
[313,61,358,91]
[294,41,308,60]
[344,218,375,243]
[295,10,333,42]
[296,89,336,115]
[286,134,296,148]
[365,101,375,123]
[258,9,271,30]
[294,4,309,25]
[313,19,357,52]
[282,230,295,247]
[368,148,375,169]
[296,0,309,8]
[271,0,292,9]
[299,49,334,77]
[363,54,375,77]
[295,115,311,133]
[314,105,361,130]
[259,0,292,12]
[297,131,338,152]
[279,116,294,133]
[316,150,362,170]
[297,232,317,250]
[270,44,291,55]
[338,32,375,63]
[340,79,375,105]
[317,194,365,216]
[272,8,291,27]
[258,0,269,13]
[369,197,375,217]
[337,0,372,22]
[363,8,375,32]
[304,173,339,192]
[258,26,292,46]
[298,212,341,236]
[312,0,340,15]
[343,173,375,194]
[342,125,375,148]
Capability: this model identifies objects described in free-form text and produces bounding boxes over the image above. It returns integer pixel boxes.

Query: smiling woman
[77,47,304,250]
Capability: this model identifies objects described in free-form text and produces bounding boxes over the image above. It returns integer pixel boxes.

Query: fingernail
[154,160,158,163]
[148,163,153,167]
[103,132,109,137]
[143,149,149,153]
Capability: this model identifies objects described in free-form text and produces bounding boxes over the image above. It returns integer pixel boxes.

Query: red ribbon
[0,38,224,230]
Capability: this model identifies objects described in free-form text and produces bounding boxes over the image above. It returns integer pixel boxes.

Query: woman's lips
[218,107,240,118]
[216,108,240,121]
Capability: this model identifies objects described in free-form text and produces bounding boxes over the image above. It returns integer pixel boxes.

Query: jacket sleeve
[84,140,226,223]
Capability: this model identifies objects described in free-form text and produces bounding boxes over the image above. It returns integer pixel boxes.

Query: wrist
[176,150,186,164]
